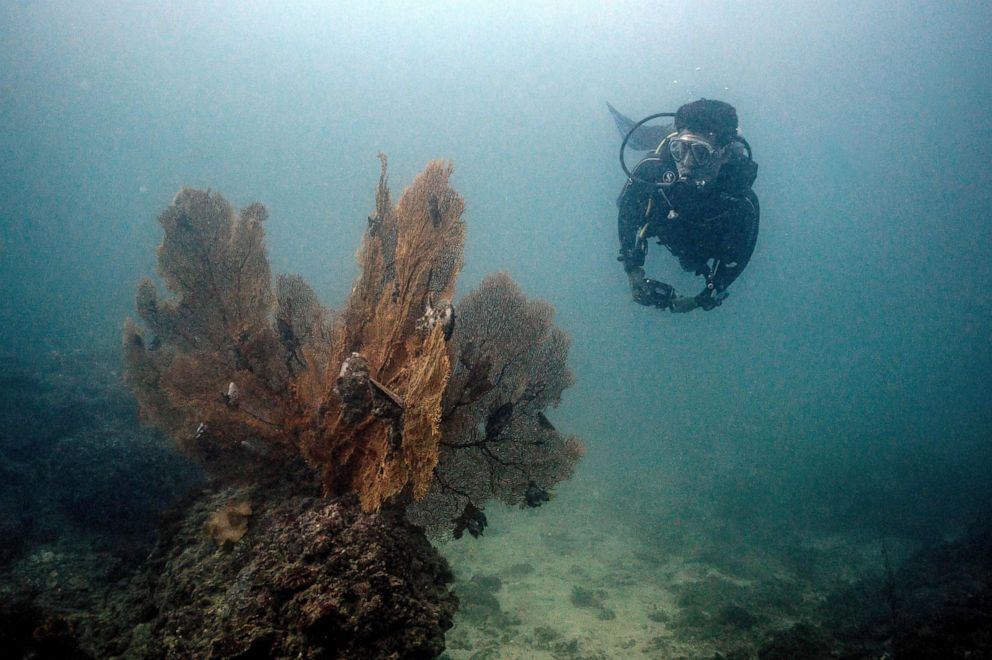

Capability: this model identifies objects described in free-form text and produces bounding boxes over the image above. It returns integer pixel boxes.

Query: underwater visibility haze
[1,1,991,657]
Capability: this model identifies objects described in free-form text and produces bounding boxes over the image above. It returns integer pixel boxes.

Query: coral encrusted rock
[92,475,456,659]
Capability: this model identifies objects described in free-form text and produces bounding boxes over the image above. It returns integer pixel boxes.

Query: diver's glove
[670,288,728,313]
[697,291,719,311]
[697,288,728,311]
[629,269,675,309]
[670,295,699,313]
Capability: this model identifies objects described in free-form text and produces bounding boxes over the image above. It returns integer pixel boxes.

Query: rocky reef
[86,473,457,659]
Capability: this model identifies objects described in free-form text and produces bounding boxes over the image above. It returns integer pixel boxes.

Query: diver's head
[670,99,739,186]
[675,98,738,146]
[669,130,726,185]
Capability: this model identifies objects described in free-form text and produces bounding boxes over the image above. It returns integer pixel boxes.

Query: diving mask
[669,132,723,167]
[668,131,726,189]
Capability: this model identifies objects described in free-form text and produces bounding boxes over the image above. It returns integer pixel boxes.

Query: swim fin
[607,102,673,151]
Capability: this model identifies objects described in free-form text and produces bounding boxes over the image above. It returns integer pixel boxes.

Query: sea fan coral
[123,189,316,474]
[406,272,584,537]
[303,155,466,510]
[124,156,580,528]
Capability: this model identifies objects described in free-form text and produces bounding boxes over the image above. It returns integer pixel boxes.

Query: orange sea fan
[308,155,466,510]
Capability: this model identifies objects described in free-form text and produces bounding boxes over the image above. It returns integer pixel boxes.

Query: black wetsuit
[617,143,759,294]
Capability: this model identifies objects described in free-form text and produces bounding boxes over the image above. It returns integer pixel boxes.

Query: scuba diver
[610,99,759,313]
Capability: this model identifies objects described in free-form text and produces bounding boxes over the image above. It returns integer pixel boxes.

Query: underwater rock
[503,562,535,579]
[470,574,503,593]
[454,585,502,626]
[0,599,91,660]
[569,585,616,623]
[756,622,833,660]
[454,574,518,630]
[822,520,992,658]
[90,474,457,659]
[717,603,760,631]
[0,352,201,569]
[530,624,585,657]
[531,625,561,647]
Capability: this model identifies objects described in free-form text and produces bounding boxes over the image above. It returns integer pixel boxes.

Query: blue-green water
[2,1,991,649]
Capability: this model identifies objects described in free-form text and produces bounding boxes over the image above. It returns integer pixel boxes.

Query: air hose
[619,112,675,181]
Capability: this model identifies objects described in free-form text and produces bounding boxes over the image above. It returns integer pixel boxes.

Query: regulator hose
[619,112,676,181]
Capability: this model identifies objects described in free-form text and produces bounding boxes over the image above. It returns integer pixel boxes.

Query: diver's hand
[695,289,728,311]
[670,295,700,313]
[631,280,656,307]
[629,272,675,309]
[696,293,718,311]
[671,289,727,313]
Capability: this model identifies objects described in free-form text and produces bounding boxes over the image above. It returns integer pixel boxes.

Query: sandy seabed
[437,472,884,659]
